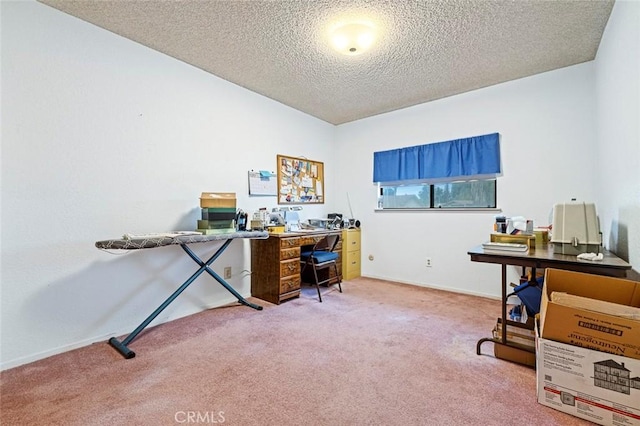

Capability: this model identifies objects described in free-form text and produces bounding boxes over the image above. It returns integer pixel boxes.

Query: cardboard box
[199,192,236,208]
[494,343,536,367]
[536,336,640,426]
[540,269,640,360]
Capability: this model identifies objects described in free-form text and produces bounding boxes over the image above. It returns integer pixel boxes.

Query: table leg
[109,239,261,359]
[476,264,508,355]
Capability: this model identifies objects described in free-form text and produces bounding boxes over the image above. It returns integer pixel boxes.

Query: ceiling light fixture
[330,22,376,56]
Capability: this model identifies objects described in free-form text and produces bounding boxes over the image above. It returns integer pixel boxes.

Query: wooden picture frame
[277,154,324,204]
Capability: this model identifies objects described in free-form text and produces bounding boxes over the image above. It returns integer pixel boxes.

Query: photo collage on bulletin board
[277,154,324,204]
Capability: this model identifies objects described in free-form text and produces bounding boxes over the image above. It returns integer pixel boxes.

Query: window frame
[376,179,498,211]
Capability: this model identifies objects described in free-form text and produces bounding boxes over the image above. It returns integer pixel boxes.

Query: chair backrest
[313,233,340,253]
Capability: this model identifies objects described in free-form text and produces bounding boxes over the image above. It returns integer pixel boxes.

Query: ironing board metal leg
[109,239,261,359]
[180,243,263,311]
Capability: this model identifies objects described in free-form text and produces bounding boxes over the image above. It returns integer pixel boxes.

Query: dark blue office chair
[300,234,342,302]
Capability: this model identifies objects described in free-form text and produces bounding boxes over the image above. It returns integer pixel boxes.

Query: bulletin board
[277,154,324,204]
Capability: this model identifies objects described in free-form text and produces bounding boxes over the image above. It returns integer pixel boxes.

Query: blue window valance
[373,133,501,185]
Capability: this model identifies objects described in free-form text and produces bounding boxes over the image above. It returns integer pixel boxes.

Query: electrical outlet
[426,257,432,267]
[224,267,232,279]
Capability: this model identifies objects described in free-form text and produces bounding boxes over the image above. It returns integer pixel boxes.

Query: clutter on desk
[270,206,302,232]
[533,227,549,244]
[494,215,533,235]
[243,208,359,234]
[576,252,604,261]
[250,208,269,231]
[489,213,537,251]
[197,192,237,234]
[482,241,530,253]
[550,201,602,255]
[494,215,507,233]
[489,233,536,249]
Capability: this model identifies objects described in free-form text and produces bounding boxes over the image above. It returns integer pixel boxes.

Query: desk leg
[476,264,508,355]
[109,239,262,359]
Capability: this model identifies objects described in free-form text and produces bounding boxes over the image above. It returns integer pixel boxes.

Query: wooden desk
[468,244,632,363]
[251,230,342,304]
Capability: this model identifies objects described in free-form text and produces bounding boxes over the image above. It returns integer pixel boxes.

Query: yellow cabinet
[342,229,361,280]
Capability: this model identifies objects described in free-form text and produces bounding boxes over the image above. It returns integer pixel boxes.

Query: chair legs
[311,265,323,302]
[304,261,342,303]
[333,263,343,294]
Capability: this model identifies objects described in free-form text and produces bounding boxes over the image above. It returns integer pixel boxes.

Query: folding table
[468,243,631,366]
[95,231,269,359]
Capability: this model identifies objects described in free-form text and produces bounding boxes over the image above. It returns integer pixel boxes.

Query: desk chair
[300,234,342,302]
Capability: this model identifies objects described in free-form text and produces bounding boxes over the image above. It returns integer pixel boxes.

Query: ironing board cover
[95,231,268,250]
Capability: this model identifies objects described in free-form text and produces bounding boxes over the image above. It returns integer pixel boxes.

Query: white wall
[1,1,335,369]
[334,62,601,297]
[594,0,640,273]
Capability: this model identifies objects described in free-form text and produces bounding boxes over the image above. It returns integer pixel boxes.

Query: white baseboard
[0,293,251,371]
[360,274,501,301]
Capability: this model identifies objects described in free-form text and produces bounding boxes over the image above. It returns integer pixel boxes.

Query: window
[373,133,500,210]
[378,180,496,209]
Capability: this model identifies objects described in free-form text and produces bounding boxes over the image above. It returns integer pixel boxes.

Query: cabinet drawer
[280,258,300,277]
[280,247,300,261]
[279,275,300,293]
[345,255,361,275]
[280,237,300,248]
[344,237,360,252]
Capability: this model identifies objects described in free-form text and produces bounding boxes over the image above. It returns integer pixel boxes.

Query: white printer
[551,201,602,255]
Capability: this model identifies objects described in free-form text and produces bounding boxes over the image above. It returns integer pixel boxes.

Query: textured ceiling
[38,0,614,125]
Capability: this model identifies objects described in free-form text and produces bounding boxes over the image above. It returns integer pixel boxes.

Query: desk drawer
[280,247,300,261]
[299,236,343,249]
[279,275,300,293]
[280,258,300,277]
[299,236,324,246]
[280,237,300,248]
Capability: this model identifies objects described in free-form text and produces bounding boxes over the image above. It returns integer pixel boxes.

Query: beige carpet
[0,277,590,425]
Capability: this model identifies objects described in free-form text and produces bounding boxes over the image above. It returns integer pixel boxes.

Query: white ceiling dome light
[330,21,376,56]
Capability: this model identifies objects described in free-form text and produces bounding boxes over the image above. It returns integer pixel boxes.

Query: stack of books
[197,192,237,234]
[493,318,535,350]
[482,241,529,253]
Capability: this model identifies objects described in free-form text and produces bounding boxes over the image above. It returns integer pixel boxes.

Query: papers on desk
[482,242,529,253]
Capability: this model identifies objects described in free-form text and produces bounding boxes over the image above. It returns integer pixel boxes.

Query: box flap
[543,268,639,305]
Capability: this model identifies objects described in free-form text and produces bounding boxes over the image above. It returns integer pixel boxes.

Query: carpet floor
[0,277,591,425]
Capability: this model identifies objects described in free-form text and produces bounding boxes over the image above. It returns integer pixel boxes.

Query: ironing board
[95,231,269,359]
